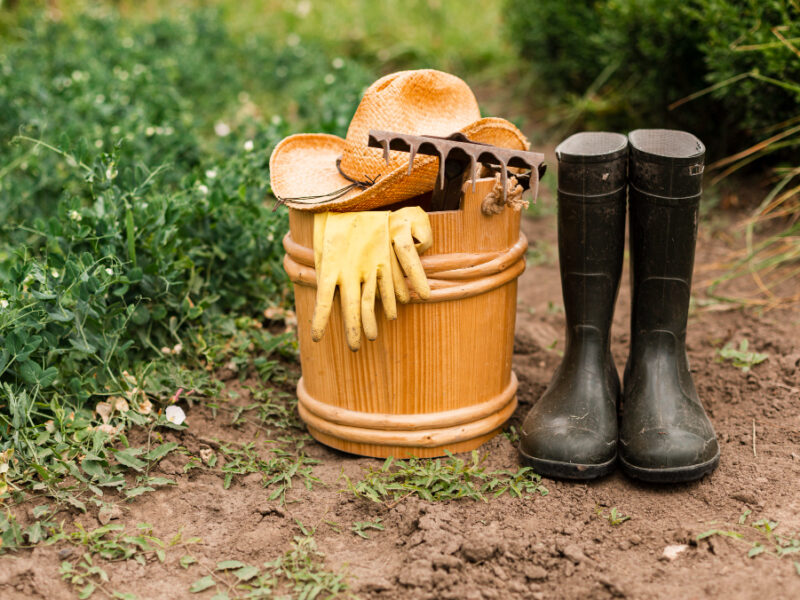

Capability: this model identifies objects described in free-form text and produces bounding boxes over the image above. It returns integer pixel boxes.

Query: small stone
[97,505,122,525]
[491,564,507,580]
[58,548,73,560]
[356,577,393,593]
[432,554,463,570]
[561,544,586,564]
[629,535,642,546]
[599,575,627,598]
[461,536,498,563]
[524,565,548,581]
[730,492,758,505]
[662,544,689,561]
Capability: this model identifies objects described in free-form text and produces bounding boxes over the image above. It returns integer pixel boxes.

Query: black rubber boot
[620,129,720,483]
[520,132,628,479]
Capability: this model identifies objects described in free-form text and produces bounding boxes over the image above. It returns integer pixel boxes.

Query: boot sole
[620,451,720,484]
[519,449,616,481]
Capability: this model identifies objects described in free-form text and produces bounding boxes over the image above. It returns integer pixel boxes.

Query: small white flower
[105,268,114,276]
[105,164,117,180]
[214,122,231,137]
[165,405,186,426]
[69,210,82,221]
[161,346,172,355]
[172,343,183,355]
[286,33,300,47]
[205,169,217,179]
[51,269,60,278]
[95,94,105,104]
[295,0,311,17]
[243,140,254,152]
[121,37,134,48]
[271,115,282,125]
[197,184,209,195]
[0,299,8,309]
[145,126,155,136]
[332,57,344,69]
[94,139,103,148]
[324,73,335,85]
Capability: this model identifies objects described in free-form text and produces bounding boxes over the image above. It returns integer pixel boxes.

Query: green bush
[505,0,604,95]
[0,9,374,426]
[693,0,800,137]
[505,0,800,155]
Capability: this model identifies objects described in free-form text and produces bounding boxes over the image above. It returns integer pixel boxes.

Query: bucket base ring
[297,373,518,458]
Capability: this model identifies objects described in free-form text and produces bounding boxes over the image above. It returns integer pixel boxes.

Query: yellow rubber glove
[312,211,398,351]
[389,207,433,302]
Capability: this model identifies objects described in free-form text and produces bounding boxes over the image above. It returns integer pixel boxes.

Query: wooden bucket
[282,178,526,458]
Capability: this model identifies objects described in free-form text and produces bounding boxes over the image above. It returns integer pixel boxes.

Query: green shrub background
[0,8,374,431]
[506,0,800,157]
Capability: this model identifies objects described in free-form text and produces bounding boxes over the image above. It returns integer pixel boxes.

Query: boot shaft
[556,132,628,344]
[627,129,705,344]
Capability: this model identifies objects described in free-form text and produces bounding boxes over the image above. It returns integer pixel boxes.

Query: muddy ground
[2,205,799,599]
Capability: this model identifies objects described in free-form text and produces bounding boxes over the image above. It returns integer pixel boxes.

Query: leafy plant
[597,506,632,526]
[716,339,769,372]
[186,521,353,598]
[698,511,800,576]
[55,523,199,599]
[219,442,320,504]
[352,519,384,539]
[343,451,548,506]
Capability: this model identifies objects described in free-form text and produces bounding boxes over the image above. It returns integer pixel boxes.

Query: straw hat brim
[269,117,529,212]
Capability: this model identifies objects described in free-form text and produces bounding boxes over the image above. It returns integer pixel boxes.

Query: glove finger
[310,276,336,342]
[378,265,397,321]
[391,251,411,304]
[409,213,433,254]
[340,278,361,352]
[361,273,378,341]
[395,237,431,300]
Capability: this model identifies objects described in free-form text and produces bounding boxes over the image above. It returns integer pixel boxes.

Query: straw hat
[269,69,530,212]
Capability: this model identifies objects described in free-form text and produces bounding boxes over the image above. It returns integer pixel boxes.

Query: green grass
[716,339,769,372]
[698,511,800,577]
[342,450,548,506]
[219,442,320,504]
[183,521,354,599]
[596,506,632,526]
[55,523,199,599]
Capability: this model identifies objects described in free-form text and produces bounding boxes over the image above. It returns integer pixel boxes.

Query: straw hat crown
[338,70,481,184]
[270,69,529,211]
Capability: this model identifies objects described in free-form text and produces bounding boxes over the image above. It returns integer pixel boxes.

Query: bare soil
[2,210,799,600]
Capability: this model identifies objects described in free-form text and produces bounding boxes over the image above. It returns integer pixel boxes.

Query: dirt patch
[2,211,799,599]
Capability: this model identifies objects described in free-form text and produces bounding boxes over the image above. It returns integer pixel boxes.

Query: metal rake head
[368,129,546,210]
